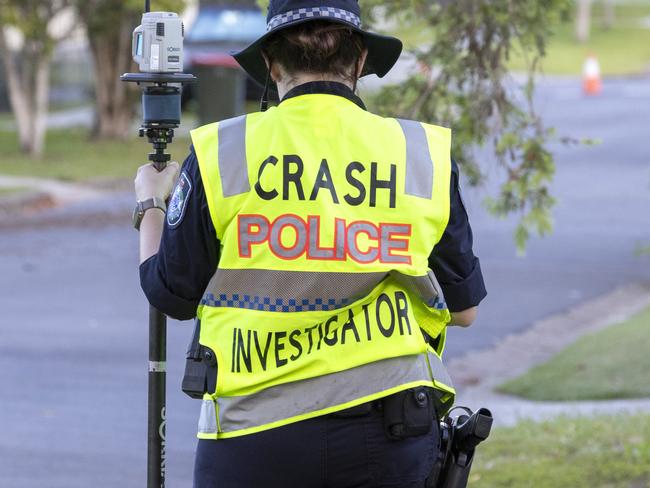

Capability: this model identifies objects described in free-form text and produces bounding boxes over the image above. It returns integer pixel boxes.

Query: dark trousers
[193,405,439,488]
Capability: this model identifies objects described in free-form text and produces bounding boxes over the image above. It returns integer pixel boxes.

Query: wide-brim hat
[232,0,403,87]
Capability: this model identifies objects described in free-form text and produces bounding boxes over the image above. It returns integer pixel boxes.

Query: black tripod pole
[148,305,167,488]
[146,136,172,488]
[140,0,166,471]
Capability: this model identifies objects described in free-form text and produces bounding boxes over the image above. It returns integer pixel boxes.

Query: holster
[181,319,217,399]
[426,407,493,488]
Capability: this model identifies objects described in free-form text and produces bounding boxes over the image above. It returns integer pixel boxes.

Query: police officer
[135,1,486,486]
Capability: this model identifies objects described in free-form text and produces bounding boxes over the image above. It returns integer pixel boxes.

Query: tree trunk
[0,29,52,158]
[602,0,615,29]
[30,53,51,158]
[575,0,592,43]
[87,15,137,139]
[0,29,33,152]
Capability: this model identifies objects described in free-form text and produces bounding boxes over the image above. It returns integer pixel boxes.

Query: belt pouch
[383,387,433,440]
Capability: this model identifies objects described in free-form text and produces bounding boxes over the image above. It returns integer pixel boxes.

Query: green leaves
[0,0,71,55]
[364,0,572,251]
[75,0,186,34]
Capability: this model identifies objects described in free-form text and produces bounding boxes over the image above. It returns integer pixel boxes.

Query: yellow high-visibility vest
[191,93,455,439]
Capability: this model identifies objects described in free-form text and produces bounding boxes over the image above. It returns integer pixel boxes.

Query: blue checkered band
[426,296,448,311]
[201,293,352,313]
[434,300,448,311]
[267,7,362,32]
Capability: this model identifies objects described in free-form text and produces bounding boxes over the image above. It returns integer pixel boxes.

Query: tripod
[121,72,195,488]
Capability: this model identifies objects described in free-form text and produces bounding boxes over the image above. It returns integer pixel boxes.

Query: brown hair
[262,21,366,82]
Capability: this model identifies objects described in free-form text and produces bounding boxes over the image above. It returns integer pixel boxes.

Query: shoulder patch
[167,171,192,228]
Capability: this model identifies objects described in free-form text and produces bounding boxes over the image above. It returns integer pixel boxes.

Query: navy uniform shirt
[140,82,487,321]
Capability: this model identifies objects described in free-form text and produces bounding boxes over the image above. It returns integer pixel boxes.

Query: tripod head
[121,72,196,170]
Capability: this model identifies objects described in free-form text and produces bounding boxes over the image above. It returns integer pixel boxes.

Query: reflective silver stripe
[218,115,249,197]
[216,353,448,433]
[202,269,387,313]
[427,350,453,387]
[149,361,166,372]
[390,270,447,310]
[198,399,218,434]
[397,119,434,199]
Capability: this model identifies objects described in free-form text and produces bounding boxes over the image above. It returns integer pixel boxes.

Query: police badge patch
[167,171,192,228]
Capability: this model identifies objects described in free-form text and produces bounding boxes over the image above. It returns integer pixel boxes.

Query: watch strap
[134,197,167,230]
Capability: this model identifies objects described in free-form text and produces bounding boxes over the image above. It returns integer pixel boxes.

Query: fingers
[166,161,181,180]
[134,162,182,202]
[162,162,181,188]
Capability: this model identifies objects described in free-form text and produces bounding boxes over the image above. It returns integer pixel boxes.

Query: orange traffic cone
[583,54,602,96]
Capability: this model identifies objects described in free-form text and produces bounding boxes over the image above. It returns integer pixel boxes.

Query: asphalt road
[447,76,650,355]
[1,77,649,487]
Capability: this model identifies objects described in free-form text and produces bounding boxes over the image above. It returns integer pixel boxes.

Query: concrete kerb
[0,189,54,215]
[0,175,104,210]
[449,282,650,426]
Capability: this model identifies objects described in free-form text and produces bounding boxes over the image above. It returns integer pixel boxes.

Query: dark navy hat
[232,0,403,86]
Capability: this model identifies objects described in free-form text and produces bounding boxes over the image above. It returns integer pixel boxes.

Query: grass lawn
[0,112,15,127]
[389,1,650,76]
[0,187,29,196]
[510,2,650,76]
[471,414,650,488]
[0,129,191,183]
[498,305,650,401]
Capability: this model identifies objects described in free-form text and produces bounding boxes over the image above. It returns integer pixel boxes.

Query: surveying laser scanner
[121,2,195,487]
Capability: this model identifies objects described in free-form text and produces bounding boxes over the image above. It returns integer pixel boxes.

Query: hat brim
[232,19,403,87]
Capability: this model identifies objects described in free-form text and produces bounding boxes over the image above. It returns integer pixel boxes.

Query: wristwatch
[133,197,167,230]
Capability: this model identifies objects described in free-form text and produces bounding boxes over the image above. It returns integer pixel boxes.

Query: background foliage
[0,0,74,156]
[257,0,574,249]
[362,0,573,250]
